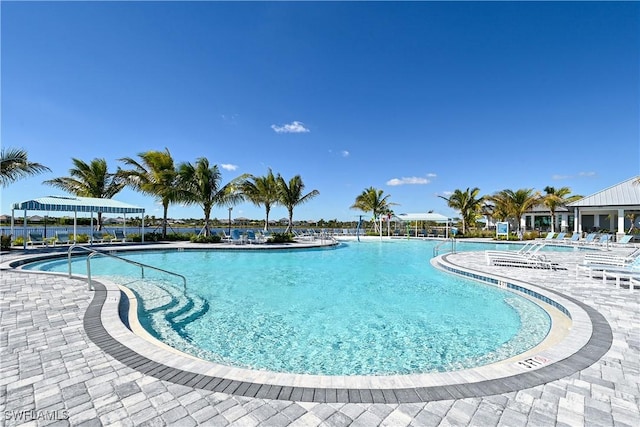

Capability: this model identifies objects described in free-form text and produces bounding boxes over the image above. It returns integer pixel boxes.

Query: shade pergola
[394,212,452,237]
[11,195,145,247]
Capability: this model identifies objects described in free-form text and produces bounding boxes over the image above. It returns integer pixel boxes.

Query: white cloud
[271,121,310,134]
[427,173,437,178]
[552,171,596,180]
[341,150,350,157]
[386,177,431,186]
[221,164,238,171]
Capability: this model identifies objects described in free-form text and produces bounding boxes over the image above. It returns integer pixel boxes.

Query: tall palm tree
[438,187,483,234]
[276,174,320,233]
[43,158,125,230]
[241,169,280,231]
[491,188,540,236]
[542,186,582,233]
[1,147,50,187]
[118,148,179,239]
[177,157,246,236]
[350,187,394,232]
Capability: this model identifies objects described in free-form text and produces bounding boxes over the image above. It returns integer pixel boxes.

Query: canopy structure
[394,212,452,238]
[11,195,145,246]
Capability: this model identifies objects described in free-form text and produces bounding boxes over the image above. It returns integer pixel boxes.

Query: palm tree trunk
[264,205,271,232]
[203,205,211,237]
[286,209,294,234]
[162,202,169,239]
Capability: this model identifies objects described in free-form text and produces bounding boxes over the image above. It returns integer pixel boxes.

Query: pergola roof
[12,195,145,214]
[567,176,640,208]
[394,212,450,222]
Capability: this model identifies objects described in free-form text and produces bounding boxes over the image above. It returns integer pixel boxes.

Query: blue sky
[2,1,639,222]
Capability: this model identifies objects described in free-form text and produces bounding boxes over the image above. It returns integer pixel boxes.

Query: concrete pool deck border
[9,240,613,403]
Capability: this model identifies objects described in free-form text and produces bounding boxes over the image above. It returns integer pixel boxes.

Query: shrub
[1,235,11,250]
[268,232,294,243]
[190,234,221,243]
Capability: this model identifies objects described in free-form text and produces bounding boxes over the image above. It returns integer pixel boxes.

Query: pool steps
[122,278,209,337]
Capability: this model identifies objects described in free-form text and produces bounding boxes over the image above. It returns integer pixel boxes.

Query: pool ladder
[67,244,187,292]
[433,238,457,257]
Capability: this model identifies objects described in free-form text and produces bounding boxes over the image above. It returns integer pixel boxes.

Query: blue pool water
[27,240,559,375]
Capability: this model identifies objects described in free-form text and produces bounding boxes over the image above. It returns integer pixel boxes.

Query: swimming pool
[27,240,561,376]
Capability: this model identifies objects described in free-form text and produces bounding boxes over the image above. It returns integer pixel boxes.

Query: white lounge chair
[577,254,640,280]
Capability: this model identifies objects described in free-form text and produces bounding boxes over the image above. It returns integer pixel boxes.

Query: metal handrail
[68,244,187,292]
[433,238,456,257]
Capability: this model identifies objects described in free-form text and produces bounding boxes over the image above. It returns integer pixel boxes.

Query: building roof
[567,176,640,208]
[12,195,145,214]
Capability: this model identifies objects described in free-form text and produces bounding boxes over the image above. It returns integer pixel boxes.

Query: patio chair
[577,233,597,245]
[109,230,130,243]
[567,232,581,244]
[230,229,245,245]
[54,232,73,246]
[246,230,265,244]
[541,232,556,242]
[92,232,107,243]
[27,232,50,247]
[615,235,634,245]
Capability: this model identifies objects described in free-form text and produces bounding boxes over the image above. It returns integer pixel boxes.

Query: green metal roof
[12,196,145,214]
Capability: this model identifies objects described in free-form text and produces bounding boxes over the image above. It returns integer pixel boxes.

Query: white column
[574,207,580,233]
[559,213,567,233]
[594,214,600,230]
[617,208,626,238]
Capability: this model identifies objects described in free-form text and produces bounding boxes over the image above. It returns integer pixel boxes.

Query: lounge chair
[485,251,555,270]
[485,245,556,270]
[109,230,130,243]
[595,234,611,247]
[541,232,556,242]
[246,230,266,244]
[576,253,639,279]
[552,232,566,242]
[91,232,107,243]
[567,232,581,244]
[54,232,73,246]
[577,233,597,245]
[602,269,640,290]
[230,229,245,245]
[615,235,634,245]
[27,232,50,247]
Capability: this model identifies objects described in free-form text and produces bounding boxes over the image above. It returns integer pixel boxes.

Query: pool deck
[1,239,639,426]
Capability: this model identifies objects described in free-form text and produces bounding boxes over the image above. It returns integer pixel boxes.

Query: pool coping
[71,247,613,403]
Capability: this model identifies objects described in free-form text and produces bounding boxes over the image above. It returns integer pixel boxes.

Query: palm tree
[241,169,280,231]
[118,148,179,239]
[491,188,540,237]
[542,186,582,233]
[43,158,125,230]
[1,147,50,187]
[177,157,246,236]
[350,187,394,233]
[276,174,320,233]
[438,187,483,234]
